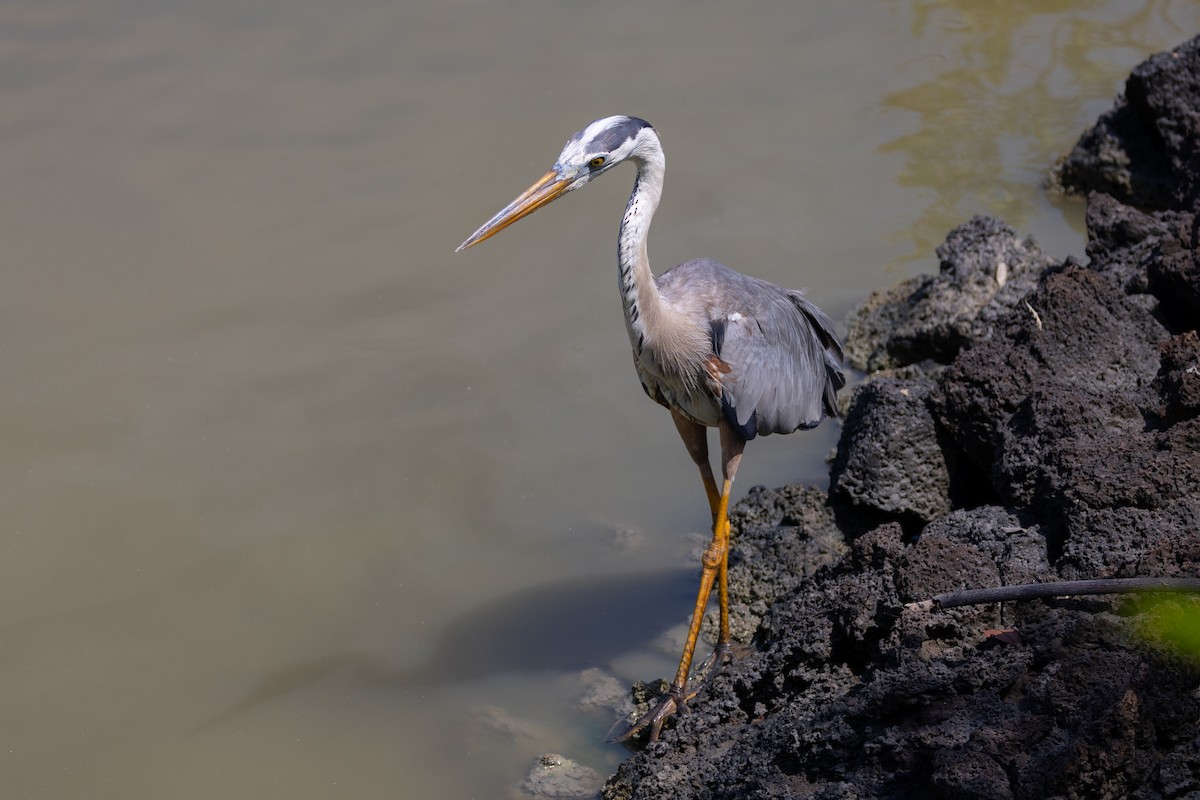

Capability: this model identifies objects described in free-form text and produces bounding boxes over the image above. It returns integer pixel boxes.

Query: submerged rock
[518,753,603,800]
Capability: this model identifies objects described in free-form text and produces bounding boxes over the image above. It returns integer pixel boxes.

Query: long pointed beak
[456,170,573,252]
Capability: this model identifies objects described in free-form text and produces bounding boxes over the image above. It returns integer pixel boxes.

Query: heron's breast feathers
[631,318,729,427]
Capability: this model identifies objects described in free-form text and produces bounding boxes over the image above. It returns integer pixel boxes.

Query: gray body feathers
[638,258,844,441]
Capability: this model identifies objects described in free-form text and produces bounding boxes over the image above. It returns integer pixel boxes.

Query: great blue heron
[456,115,844,742]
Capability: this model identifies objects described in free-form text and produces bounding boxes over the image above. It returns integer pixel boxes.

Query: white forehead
[577,115,630,144]
[557,115,652,164]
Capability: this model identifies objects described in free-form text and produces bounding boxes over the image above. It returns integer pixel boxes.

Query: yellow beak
[456,170,574,252]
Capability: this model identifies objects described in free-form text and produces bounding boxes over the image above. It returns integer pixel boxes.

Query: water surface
[2,2,1197,797]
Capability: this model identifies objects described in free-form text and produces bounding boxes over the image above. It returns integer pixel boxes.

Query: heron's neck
[618,149,666,353]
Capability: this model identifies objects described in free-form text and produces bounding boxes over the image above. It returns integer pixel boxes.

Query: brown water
[2,2,1196,797]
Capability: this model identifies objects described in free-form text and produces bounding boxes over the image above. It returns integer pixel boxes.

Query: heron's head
[456,115,657,252]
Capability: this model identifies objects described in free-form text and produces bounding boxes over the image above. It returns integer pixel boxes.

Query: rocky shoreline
[597,34,1200,800]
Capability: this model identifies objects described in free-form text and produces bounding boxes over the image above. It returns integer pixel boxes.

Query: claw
[609,643,742,745]
[609,689,682,744]
[693,641,736,680]
[609,682,687,744]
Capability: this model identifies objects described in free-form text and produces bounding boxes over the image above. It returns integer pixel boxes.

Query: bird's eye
[590,156,607,168]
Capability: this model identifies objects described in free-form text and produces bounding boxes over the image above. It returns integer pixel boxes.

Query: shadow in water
[197,568,695,731]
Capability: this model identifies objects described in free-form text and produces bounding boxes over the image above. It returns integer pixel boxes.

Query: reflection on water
[1,1,1197,797]
[879,0,1194,262]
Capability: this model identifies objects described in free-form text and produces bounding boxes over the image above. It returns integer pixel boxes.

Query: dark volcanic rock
[933,265,1165,480]
[1144,209,1200,331]
[717,485,848,645]
[1083,190,1167,293]
[829,378,954,529]
[1156,331,1200,421]
[920,506,1051,586]
[606,524,1200,800]
[1083,192,1200,332]
[604,36,1200,800]
[1053,34,1200,210]
[844,216,1051,373]
[607,217,1200,797]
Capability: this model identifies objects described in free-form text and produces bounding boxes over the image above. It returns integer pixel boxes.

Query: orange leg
[614,416,744,743]
[668,473,734,690]
[671,410,721,517]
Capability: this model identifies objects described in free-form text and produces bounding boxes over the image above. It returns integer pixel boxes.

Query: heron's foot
[610,644,746,745]
[609,681,690,745]
[693,641,739,683]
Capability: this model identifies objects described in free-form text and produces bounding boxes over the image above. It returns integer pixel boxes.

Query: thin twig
[906,577,1200,612]
[1024,300,1043,330]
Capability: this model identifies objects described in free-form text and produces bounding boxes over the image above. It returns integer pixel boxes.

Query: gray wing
[659,259,845,439]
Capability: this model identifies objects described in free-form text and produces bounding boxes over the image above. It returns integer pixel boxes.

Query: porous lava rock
[604,35,1200,800]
